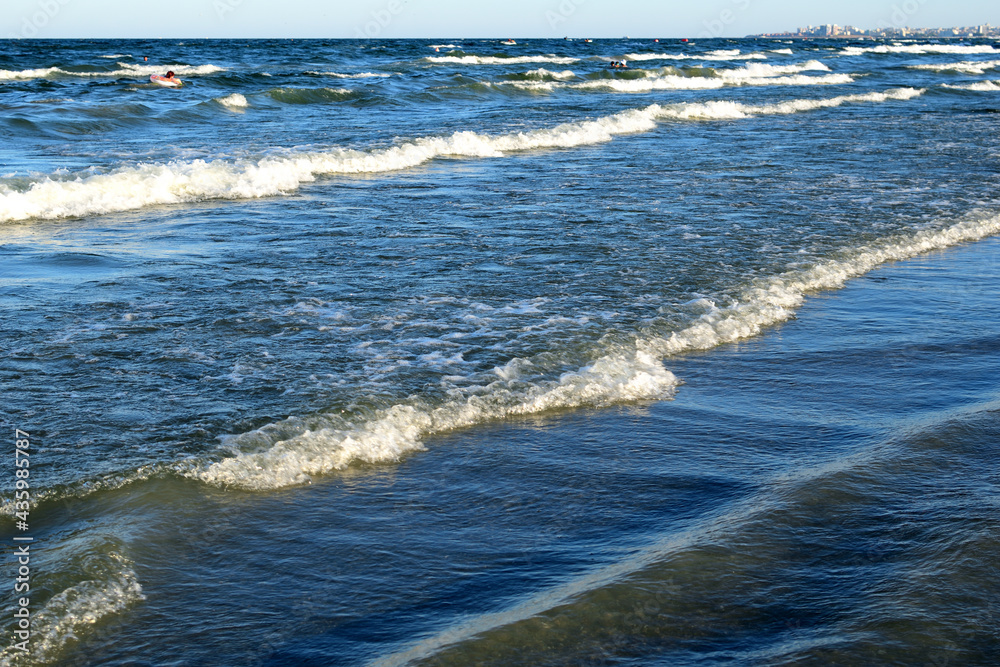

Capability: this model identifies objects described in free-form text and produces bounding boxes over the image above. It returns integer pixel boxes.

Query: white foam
[501,81,557,92]
[0,87,923,223]
[522,68,577,80]
[118,63,225,76]
[842,44,999,56]
[721,60,831,77]
[908,59,1000,74]
[623,52,699,61]
[308,71,392,78]
[191,348,678,489]
[0,66,61,80]
[568,73,852,93]
[943,80,1000,91]
[0,63,224,82]
[769,48,795,55]
[516,61,845,93]
[425,54,579,65]
[190,209,1000,491]
[622,50,766,62]
[638,212,1000,358]
[216,93,249,108]
[0,552,144,666]
[720,51,769,60]
[706,49,741,57]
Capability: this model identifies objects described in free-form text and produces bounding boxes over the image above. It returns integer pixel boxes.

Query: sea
[1,36,999,666]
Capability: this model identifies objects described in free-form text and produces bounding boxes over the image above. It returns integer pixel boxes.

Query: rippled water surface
[2,37,999,665]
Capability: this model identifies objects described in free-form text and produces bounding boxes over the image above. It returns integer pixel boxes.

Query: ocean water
[1,36,999,665]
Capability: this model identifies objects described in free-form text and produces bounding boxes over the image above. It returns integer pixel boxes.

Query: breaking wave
[0,63,225,81]
[215,93,249,108]
[623,49,768,62]
[0,88,923,223]
[305,71,392,78]
[187,208,1000,490]
[511,68,578,81]
[908,59,1000,75]
[0,549,144,667]
[424,54,580,65]
[519,73,852,93]
[842,44,999,56]
[943,80,1000,91]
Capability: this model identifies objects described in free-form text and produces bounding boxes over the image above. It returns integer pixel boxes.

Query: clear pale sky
[3,0,996,40]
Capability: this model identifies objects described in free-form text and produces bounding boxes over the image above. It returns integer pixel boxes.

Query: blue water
[2,37,999,665]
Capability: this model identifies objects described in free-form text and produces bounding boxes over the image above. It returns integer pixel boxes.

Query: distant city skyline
[3,0,997,40]
[758,22,997,39]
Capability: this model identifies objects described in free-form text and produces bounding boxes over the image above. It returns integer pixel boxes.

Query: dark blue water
[2,37,999,665]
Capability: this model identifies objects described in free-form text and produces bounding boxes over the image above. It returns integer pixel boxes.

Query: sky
[3,0,997,40]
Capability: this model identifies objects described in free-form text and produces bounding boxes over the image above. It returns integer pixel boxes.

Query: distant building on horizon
[754,23,997,39]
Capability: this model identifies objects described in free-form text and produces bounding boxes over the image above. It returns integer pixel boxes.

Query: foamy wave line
[216,93,249,108]
[564,73,852,93]
[187,209,1000,491]
[506,61,838,92]
[706,49,741,57]
[0,552,144,667]
[623,49,767,62]
[842,44,999,56]
[190,348,680,489]
[425,54,579,65]
[0,66,61,80]
[637,212,1000,359]
[522,68,577,80]
[556,60,854,93]
[306,71,392,78]
[718,51,769,60]
[908,59,1000,75]
[722,60,830,77]
[0,63,225,81]
[943,80,1000,91]
[624,52,700,61]
[510,73,852,93]
[0,87,922,223]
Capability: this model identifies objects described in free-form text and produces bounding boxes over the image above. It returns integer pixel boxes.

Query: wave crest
[0,88,923,223]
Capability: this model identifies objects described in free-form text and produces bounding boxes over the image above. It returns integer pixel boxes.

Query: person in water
[164,70,180,83]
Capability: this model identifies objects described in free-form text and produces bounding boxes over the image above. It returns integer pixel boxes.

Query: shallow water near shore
[2,37,1000,665]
